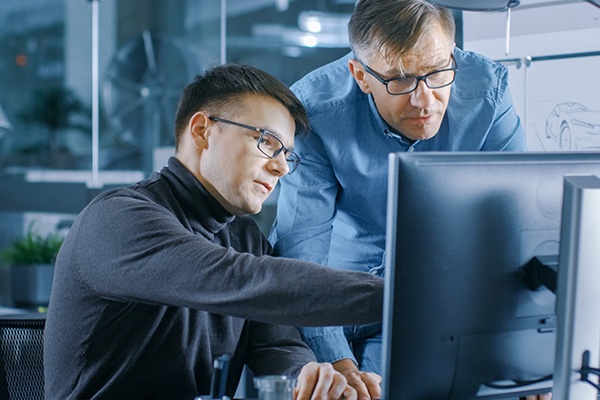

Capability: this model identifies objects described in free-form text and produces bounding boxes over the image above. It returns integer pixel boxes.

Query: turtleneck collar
[160,157,235,234]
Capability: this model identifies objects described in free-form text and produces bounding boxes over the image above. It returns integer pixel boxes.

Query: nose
[409,80,436,110]
[266,152,289,177]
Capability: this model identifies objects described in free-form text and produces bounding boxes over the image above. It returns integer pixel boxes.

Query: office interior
[0,0,599,397]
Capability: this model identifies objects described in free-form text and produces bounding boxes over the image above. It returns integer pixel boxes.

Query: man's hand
[332,358,381,400]
[295,361,357,400]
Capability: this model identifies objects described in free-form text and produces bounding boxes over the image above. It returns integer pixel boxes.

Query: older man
[270,0,533,398]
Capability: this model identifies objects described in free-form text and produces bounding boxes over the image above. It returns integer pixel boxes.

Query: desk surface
[0,308,46,318]
[0,306,29,316]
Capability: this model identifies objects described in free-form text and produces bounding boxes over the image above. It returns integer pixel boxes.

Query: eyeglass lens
[208,116,300,174]
[387,69,456,95]
[258,131,299,173]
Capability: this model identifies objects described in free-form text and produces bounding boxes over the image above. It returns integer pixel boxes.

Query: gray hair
[348,0,455,66]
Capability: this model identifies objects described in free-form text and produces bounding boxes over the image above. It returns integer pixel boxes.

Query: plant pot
[10,263,54,306]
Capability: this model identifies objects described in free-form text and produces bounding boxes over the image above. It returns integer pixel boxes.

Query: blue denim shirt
[269,48,527,365]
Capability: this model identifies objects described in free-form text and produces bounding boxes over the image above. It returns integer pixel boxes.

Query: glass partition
[0,0,352,180]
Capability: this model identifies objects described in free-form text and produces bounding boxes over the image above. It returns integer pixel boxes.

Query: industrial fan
[101,30,205,172]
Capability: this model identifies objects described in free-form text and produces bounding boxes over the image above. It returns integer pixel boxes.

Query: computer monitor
[381,151,600,399]
[553,175,600,399]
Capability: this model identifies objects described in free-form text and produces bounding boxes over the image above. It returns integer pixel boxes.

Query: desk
[0,306,29,316]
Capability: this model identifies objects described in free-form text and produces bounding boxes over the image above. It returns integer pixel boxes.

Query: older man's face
[351,23,455,141]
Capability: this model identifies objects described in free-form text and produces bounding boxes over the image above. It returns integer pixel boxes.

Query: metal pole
[505,6,511,55]
[90,0,100,188]
[220,0,226,65]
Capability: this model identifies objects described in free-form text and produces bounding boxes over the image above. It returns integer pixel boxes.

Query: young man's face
[195,94,296,215]
[349,23,455,141]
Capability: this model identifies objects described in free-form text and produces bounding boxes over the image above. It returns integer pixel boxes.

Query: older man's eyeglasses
[208,116,300,174]
[360,53,458,96]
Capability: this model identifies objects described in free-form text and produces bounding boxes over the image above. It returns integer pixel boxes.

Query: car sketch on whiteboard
[545,102,600,150]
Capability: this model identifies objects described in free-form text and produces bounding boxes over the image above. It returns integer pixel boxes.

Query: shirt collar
[366,93,420,150]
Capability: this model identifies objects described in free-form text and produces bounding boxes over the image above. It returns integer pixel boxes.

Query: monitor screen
[381,151,600,399]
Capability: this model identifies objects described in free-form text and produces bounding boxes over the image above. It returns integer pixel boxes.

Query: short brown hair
[174,64,309,149]
[348,0,455,65]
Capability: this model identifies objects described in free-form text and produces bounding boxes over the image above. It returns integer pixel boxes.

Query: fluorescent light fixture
[298,11,351,33]
[304,19,322,33]
[301,34,319,47]
[252,22,349,48]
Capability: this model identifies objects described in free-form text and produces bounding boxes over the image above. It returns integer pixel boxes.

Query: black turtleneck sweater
[44,157,383,400]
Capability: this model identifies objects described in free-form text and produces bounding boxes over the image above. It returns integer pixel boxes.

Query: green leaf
[0,226,64,265]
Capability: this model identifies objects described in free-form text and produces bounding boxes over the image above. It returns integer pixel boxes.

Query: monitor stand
[553,175,600,399]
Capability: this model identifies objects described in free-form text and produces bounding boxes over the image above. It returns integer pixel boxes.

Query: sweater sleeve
[244,321,316,377]
[61,190,383,328]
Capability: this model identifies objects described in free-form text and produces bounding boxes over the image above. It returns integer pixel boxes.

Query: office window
[0,0,351,177]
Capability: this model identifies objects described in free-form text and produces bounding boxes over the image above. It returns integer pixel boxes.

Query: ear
[188,112,210,150]
[348,59,372,95]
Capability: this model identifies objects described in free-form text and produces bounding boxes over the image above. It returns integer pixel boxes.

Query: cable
[578,350,600,391]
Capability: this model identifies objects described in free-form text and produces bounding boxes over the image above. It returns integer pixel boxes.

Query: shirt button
[408,147,415,153]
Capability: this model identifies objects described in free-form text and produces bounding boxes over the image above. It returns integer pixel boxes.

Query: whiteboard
[524,54,600,151]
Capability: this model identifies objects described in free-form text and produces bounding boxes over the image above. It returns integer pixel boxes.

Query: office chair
[0,317,46,400]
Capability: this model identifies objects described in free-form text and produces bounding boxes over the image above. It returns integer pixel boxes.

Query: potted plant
[0,226,64,307]
[17,86,91,168]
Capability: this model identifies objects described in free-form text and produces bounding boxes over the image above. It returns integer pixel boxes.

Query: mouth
[256,181,273,194]
[408,113,433,126]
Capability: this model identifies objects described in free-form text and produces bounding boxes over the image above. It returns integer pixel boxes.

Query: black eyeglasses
[208,116,300,174]
[360,53,458,95]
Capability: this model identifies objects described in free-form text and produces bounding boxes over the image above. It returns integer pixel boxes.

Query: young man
[269,1,549,399]
[44,64,383,400]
